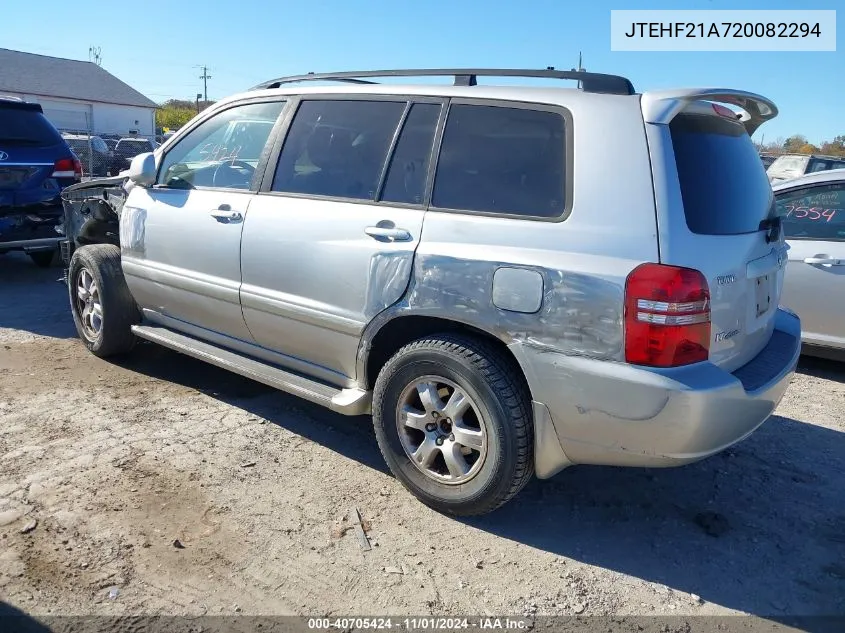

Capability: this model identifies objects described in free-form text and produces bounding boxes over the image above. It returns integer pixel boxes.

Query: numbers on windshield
[782,204,838,222]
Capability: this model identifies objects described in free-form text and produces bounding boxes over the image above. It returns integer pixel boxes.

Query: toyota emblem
[0,151,8,161]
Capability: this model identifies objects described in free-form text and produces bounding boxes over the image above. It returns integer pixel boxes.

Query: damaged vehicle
[61,68,801,516]
[1,97,81,267]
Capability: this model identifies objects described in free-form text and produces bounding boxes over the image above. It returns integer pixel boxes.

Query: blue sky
[2,0,842,144]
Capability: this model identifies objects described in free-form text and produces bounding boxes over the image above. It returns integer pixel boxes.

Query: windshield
[670,113,774,235]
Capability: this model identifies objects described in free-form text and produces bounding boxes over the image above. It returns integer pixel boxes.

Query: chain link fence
[58,128,159,180]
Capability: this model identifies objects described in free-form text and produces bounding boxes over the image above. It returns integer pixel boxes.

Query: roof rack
[250,68,636,96]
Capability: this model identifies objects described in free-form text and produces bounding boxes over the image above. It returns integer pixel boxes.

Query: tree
[154,98,216,133]
[156,105,196,132]
[782,135,808,153]
[819,136,845,157]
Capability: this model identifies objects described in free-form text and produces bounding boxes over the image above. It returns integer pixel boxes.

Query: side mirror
[127,152,156,186]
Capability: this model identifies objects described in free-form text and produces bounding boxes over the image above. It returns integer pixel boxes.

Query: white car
[775,168,845,356]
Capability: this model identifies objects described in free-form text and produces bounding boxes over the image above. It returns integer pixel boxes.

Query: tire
[29,250,56,268]
[68,244,139,357]
[373,334,534,516]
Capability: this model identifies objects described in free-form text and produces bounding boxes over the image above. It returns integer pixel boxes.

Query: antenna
[88,46,102,66]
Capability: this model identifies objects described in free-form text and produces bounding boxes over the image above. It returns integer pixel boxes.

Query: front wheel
[372,334,534,516]
[68,244,139,357]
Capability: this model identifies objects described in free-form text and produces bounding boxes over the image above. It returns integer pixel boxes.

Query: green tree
[782,135,808,153]
[155,98,216,133]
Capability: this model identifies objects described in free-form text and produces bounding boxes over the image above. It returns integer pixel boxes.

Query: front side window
[158,101,285,189]
[777,183,845,241]
[431,104,566,218]
[272,100,405,200]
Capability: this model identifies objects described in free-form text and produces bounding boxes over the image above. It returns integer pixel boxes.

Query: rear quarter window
[431,104,566,219]
[670,113,773,235]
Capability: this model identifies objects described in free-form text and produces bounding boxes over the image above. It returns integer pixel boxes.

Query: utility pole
[197,65,212,102]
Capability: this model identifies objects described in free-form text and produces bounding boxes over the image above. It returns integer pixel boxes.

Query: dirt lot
[1,251,844,622]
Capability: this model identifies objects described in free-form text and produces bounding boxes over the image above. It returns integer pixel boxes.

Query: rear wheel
[68,244,139,357]
[28,250,56,268]
[372,334,534,516]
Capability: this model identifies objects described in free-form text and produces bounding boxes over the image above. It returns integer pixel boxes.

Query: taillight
[624,263,711,368]
[52,157,82,180]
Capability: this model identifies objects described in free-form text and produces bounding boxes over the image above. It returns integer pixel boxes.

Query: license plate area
[0,167,35,189]
[755,274,772,317]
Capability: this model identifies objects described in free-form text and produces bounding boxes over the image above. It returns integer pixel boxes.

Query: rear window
[768,155,806,175]
[116,140,151,153]
[670,113,773,235]
[0,108,63,146]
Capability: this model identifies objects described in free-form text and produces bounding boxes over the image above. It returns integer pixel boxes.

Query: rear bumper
[0,205,64,253]
[512,308,801,477]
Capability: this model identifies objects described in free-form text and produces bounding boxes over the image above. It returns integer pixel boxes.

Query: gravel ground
[1,251,844,624]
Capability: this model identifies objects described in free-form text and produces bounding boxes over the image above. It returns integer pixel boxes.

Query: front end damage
[59,176,131,275]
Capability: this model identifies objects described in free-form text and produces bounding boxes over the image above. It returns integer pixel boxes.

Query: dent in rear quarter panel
[358,94,661,469]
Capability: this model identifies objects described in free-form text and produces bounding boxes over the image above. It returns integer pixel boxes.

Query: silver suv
[61,68,801,515]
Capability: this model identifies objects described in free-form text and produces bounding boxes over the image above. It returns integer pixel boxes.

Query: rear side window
[432,104,566,218]
[0,108,63,146]
[380,103,441,205]
[808,158,845,173]
[777,183,845,241]
[670,114,774,235]
[273,100,405,200]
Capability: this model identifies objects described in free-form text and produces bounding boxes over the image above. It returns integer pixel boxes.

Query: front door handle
[210,209,243,224]
[364,226,412,242]
[803,256,842,266]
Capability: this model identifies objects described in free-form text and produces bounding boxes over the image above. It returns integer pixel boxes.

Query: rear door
[647,104,788,372]
[240,97,440,382]
[776,180,845,349]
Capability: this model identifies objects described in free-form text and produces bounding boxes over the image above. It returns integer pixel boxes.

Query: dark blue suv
[0,97,81,266]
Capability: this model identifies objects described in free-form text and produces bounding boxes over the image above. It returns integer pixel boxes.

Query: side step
[131,325,371,416]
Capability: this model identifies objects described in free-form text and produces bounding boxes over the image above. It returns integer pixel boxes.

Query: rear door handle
[364,226,412,242]
[803,256,842,265]
[210,209,243,223]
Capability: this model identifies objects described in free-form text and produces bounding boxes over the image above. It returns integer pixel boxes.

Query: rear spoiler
[641,89,777,136]
[0,98,44,113]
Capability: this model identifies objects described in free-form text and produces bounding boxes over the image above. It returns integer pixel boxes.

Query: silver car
[775,168,845,356]
[60,68,800,515]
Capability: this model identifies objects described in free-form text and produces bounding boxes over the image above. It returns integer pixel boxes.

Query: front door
[240,98,443,382]
[777,179,845,349]
[121,100,286,341]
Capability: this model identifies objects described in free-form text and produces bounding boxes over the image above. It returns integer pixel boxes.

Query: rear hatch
[644,94,787,372]
[0,101,77,212]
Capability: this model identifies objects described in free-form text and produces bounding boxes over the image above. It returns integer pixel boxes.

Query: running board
[130,325,371,416]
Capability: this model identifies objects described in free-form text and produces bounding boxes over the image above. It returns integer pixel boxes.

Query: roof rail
[250,68,636,96]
